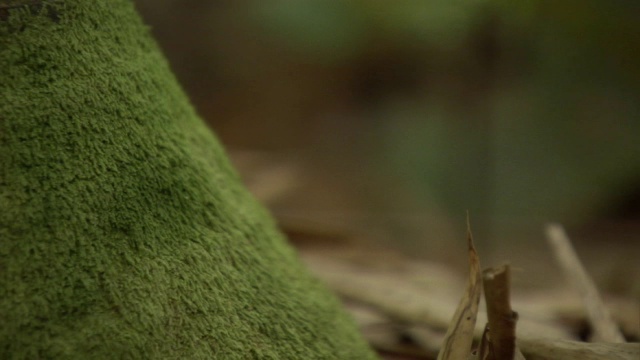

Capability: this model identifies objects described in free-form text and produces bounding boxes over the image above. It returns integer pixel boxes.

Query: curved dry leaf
[437,225,482,360]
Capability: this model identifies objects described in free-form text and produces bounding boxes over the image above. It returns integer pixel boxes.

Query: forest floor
[232,150,640,360]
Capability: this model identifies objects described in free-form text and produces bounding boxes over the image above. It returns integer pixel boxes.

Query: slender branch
[483,265,518,360]
[546,223,625,343]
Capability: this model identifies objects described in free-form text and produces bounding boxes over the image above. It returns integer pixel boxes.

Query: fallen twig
[545,223,625,342]
[482,265,519,360]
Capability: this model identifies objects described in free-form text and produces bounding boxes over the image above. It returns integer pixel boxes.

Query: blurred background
[134,0,639,291]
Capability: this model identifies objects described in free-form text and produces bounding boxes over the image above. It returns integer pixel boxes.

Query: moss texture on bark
[0,1,377,358]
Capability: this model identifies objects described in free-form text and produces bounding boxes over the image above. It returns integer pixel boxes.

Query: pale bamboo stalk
[545,223,625,342]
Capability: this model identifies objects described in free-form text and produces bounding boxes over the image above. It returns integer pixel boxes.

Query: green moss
[0,1,376,358]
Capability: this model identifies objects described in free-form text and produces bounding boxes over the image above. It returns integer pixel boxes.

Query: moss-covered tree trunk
[0,1,376,358]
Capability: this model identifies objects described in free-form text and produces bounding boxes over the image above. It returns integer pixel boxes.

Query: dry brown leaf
[436,223,482,360]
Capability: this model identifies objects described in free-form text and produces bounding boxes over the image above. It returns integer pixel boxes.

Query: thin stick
[545,223,625,343]
[483,265,518,360]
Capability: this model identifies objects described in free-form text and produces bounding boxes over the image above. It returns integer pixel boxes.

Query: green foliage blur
[135,0,640,252]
